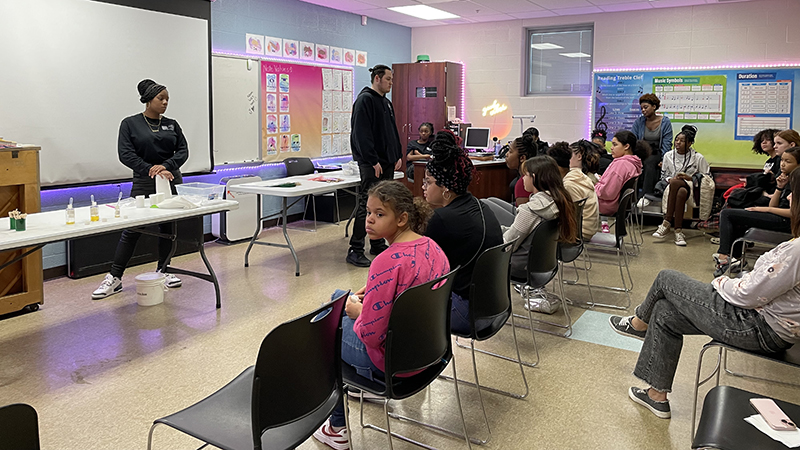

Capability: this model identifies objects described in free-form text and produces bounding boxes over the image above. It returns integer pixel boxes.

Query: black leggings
[663,178,689,229]
[640,154,663,196]
[716,208,790,258]
[110,175,180,279]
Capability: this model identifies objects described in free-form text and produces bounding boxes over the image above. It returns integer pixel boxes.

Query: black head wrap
[425,140,473,195]
[138,79,166,104]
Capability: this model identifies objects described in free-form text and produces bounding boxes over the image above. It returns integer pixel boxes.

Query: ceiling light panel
[388,5,460,19]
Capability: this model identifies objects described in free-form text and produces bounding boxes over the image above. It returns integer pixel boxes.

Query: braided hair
[570,139,602,174]
[138,79,166,104]
[426,138,474,195]
[513,133,538,160]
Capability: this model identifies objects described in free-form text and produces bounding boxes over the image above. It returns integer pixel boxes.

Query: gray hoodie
[502,191,559,279]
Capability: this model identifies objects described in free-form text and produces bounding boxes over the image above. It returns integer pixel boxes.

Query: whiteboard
[0,0,211,186]
[212,56,261,164]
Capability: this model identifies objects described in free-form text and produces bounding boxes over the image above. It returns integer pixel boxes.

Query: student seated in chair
[313,181,450,450]
[485,156,577,314]
[651,125,710,247]
[422,138,503,335]
[594,130,650,216]
[609,169,800,420]
[547,140,600,241]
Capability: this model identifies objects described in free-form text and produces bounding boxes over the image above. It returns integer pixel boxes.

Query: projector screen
[0,0,212,187]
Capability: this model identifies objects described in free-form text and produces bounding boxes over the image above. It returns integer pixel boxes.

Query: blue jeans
[632,270,791,392]
[329,289,384,427]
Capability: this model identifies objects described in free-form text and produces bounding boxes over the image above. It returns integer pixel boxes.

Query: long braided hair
[426,138,474,195]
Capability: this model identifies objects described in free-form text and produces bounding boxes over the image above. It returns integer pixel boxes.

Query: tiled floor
[2,222,799,449]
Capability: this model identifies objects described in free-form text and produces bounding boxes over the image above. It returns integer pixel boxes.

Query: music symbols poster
[594,67,798,168]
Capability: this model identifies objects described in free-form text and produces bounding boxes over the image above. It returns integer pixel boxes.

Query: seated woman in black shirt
[405,122,433,180]
[422,139,504,334]
[753,128,782,176]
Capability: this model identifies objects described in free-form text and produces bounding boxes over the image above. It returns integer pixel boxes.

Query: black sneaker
[346,250,371,267]
[369,241,389,256]
[628,387,671,419]
[609,315,647,340]
[713,257,745,277]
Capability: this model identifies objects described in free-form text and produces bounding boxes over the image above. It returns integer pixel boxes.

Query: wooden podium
[0,146,43,315]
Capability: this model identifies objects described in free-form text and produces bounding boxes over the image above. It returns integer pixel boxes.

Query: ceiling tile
[510,9,559,18]
[597,2,654,12]
[550,5,605,14]
[471,0,546,13]
[467,13,520,22]
[530,0,594,8]
[587,0,646,5]
[431,0,503,16]
[650,0,707,7]
[356,0,419,7]
[300,0,386,11]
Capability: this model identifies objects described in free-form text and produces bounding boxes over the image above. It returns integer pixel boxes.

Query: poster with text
[594,67,799,168]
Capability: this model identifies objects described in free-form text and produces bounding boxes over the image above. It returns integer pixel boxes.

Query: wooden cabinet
[392,62,463,180]
[0,146,43,315]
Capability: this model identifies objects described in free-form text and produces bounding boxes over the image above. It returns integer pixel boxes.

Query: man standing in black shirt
[346,64,403,267]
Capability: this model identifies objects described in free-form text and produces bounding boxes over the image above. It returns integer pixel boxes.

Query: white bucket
[135,272,168,306]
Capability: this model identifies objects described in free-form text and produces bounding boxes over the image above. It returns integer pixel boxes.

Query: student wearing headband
[91,79,188,300]
[422,138,503,334]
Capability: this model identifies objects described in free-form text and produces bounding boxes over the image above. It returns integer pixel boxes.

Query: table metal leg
[244,194,264,268]
[281,197,300,276]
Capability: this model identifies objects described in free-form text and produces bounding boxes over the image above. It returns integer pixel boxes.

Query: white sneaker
[163,273,182,288]
[313,419,350,450]
[652,221,670,240]
[92,274,122,300]
[636,197,650,209]
[674,231,687,247]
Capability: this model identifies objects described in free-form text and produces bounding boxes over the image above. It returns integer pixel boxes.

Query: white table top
[230,170,403,197]
[0,200,239,252]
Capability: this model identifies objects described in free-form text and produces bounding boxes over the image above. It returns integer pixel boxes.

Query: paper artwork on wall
[342,97,352,112]
[266,114,278,134]
[322,113,331,133]
[330,47,342,64]
[332,113,341,133]
[333,91,342,112]
[281,134,290,153]
[300,42,314,60]
[279,74,290,93]
[291,134,301,152]
[341,134,351,155]
[341,113,351,133]
[316,44,329,62]
[266,136,277,155]
[332,70,343,91]
[342,71,353,92]
[280,94,289,113]
[332,133,340,154]
[266,93,277,113]
[265,73,277,92]
[280,114,291,133]
[321,134,332,156]
[322,91,332,111]
[356,51,367,67]
[265,36,282,56]
[283,40,299,58]
[246,34,264,55]
[343,49,355,66]
[321,68,333,90]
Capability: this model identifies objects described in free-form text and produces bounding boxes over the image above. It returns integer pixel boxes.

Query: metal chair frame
[281,157,341,232]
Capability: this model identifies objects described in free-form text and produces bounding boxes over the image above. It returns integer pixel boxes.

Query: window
[525,25,593,96]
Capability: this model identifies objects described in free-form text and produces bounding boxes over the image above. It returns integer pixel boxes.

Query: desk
[412,160,515,200]
[230,170,403,276]
[0,200,239,311]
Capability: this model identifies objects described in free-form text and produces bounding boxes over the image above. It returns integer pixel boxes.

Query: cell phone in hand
[750,398,797,431]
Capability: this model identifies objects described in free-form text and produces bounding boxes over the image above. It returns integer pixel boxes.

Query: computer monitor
[463,127,491,151]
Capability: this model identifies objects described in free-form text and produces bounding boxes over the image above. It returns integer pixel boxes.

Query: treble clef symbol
[595,106,608,132]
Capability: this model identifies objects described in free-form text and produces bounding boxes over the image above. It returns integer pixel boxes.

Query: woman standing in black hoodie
[346,64,403,267]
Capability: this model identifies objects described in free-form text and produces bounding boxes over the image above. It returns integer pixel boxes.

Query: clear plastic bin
[175,182,225,202]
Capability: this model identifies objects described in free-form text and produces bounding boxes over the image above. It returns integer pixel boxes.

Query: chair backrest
[613,189,635,246]
[558,198,587,264]
[284,157,315,176]
[0,403,40,450]
[384,268,459,378]
[251,291,348,443]
[468,241,516,340]
[523,217,560,289]
[621,176,638,201]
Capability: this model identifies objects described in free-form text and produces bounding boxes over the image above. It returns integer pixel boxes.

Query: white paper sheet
[745,414,800,448]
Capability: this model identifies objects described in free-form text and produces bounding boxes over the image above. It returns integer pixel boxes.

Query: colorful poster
[322,113,331,133]
[280,134,290,153]
[343,49,355,66]
[266,136,278,155]
[265,36,282,57]
[291,134,301,152]
[283,40,299,58]
[316,44,329,62]
[246,34,264,55]
[735,71,794,140]
[330,47,342,64]
[265,73,277,92]
[280,94,289,113]
[266,114,278,134]
[655,75,726,123]
[356,51,367,67]
[300,42,314,60]
[279,74,290,93]
[266,93,277,113]
[280,114,291,133]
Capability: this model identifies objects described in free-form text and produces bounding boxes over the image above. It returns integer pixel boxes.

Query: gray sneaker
[92,274,122,300]
[628,387,671,419]
[523,296,560,314]
[609,315,647,340]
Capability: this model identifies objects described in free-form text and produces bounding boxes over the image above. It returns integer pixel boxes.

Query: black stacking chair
[691,340,800,439]
[693,385,800,450]
[146,291,349,450]
[0,403,40,450]
[621,176,642,251]
[342,268,474,450]
[283,156,340,230]
[728,227,792,276]
[581,189,635,310]
[558,198,595,307]
[447,241,527,445]
[509,218,572,339]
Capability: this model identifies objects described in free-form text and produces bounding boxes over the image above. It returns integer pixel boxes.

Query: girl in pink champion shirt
[314,181,450,450]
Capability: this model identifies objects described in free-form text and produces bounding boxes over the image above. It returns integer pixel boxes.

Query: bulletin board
[261,60,353,161]
[593,67,800,168]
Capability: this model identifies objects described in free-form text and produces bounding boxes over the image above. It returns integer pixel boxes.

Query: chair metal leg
[511,283,572,338]
[147,422,159,450]
[465,307,540,368]
[691,345,723,439]
[567,245,632,310]
[447,332,530,400]
[721,347,800,387]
